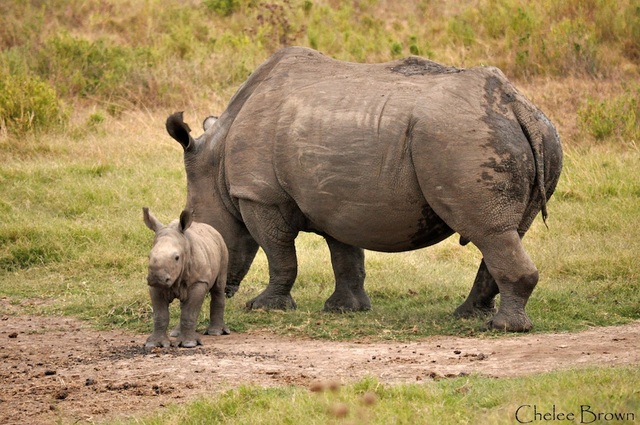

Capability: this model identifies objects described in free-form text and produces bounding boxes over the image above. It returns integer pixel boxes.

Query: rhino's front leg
[454,260,499,318]
[225,226,259,298]
[323,236,371,312]
[145,287,171,348]
[239,200,298,311]
[174,282,208,348]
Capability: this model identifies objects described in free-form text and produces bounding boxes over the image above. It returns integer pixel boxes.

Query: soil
[1,314,638,425]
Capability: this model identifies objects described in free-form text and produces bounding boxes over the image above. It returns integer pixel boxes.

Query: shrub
[205,0,240,16]
[0,72,68,135]
[35,34,153,100]
[578,85,639,142]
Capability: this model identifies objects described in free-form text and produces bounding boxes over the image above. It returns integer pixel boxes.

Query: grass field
[113,369,640,425]
[1,0,639,423]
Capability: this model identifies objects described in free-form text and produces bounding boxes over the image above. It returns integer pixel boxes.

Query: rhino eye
[174,255,180,262]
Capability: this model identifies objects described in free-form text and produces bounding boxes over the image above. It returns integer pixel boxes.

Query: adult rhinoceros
[165,47,562,332]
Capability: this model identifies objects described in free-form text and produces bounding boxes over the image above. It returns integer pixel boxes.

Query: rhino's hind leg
[323,237,371,313]
[476,231,538,332]
[239,200,298,311]
[454,260,499,318]
[206,278,231,336]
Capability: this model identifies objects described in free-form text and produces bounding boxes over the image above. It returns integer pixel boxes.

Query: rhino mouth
[146,273,174,288]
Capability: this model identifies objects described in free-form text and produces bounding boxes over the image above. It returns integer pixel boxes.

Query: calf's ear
[166,111,194,150]
[143,207,163,232]
[179,209,193,233]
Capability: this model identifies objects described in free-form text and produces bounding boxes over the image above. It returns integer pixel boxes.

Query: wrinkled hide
[165,47,562,332]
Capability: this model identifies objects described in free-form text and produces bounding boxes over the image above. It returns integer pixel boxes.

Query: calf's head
[143,207,193,288]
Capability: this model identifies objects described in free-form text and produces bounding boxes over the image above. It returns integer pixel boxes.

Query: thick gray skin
[165,47,562,332]
[143,207,230,348]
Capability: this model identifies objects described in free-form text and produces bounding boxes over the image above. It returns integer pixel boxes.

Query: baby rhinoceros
[143,207,230,348]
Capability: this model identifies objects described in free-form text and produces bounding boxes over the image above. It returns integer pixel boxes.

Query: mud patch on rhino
[391,57,462,76]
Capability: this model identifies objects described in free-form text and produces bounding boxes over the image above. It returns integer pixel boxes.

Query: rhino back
[222,50,509,250]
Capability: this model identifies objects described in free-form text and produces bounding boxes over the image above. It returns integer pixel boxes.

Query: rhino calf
[142,207,230,348]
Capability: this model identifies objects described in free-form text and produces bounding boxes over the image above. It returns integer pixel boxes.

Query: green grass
[1,117,638,339]
[112,368,640,425]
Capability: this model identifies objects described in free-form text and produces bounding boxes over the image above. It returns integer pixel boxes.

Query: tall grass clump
[0,72,68,136]
[578,84,639,142]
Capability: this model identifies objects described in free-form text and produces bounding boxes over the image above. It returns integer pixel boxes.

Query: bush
[578,85,639,142]
[35,34,154,101]
[205,0,240,16]
[0,72,68,135]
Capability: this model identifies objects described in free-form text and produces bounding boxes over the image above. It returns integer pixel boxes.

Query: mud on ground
[1,314,638,424]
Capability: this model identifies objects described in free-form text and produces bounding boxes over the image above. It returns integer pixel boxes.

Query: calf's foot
[172,332,203,348]
[145,332,171,348]
[205,324,231,335]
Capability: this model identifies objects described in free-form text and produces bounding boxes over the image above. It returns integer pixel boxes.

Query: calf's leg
[145,287,171,348]
[206,277,231,335]
[175,282,208,348]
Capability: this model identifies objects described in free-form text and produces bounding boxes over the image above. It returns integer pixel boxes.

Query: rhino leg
[454,260,499,318]
[476,231,538,332]
[323,236,371,312]
[145,287,171,348]
[225,231,259,298]
[206,278,231,336]
[169,324,181,338]
[174,282,208,348]
[239,200,298,311]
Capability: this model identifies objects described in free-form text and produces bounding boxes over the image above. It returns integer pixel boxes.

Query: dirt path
[1,315,639,425]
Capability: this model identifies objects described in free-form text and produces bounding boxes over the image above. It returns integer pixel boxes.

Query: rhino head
[143,207,193,288]
[165,112,259,298]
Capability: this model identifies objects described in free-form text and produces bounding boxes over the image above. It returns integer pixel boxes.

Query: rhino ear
[179,209,193,233]
[166,111,194,150]
[203,115,218,132]
[143,207,163,232]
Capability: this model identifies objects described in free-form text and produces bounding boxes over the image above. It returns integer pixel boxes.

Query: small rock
[8,332,18,339]
[54,389,68,400]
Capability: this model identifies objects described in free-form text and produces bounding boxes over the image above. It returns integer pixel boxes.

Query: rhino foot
[205,326,231,336]
[172,333,203,348]
[485,310,533,332]
[144,333,171,348]
[246,293,297,311]
[453,300,496,319]
[324,290,371,313]
[225,283,240,298]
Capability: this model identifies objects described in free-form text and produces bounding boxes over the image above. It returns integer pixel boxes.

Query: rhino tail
[512,99,549,227]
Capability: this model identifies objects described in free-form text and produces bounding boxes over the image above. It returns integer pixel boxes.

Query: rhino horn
[203,115,218,132]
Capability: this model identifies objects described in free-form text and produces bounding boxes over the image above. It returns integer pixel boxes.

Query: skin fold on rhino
[164,47,563,332]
